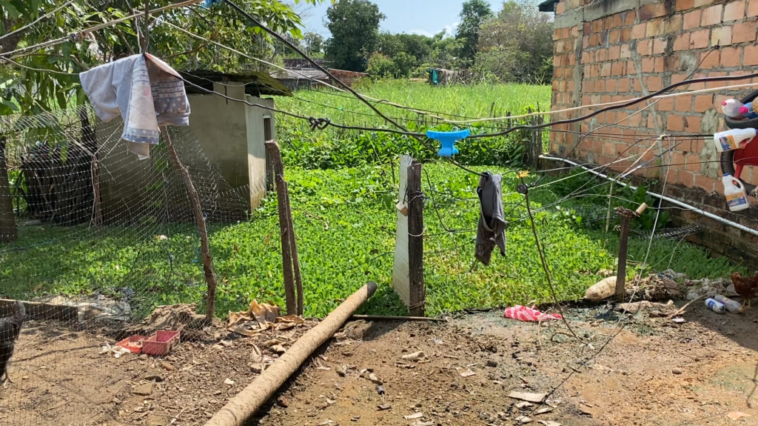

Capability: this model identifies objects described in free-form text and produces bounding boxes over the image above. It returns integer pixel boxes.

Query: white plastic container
[722,174,749,212]
[722,99,745,119]
[713,128,756,152]
[715,295,741,313]
[705,298,726,314]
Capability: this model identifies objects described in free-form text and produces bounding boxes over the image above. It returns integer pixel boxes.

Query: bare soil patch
[0,302,756,426]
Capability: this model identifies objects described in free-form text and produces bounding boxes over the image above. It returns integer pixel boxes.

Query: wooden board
[391,155,412,307]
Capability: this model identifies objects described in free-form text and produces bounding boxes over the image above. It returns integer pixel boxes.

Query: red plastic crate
[142,331,180,356]
[117,335,146,354]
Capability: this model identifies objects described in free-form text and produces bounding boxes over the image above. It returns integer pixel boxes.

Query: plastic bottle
[739,102,758,119]
[722,99,745,119]
[722,174,749,212]
[715,295,741,313]
[713,128,756,152]
[705,298,726,313]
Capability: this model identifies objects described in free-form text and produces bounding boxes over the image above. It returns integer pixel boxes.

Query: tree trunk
[0,138,18,242]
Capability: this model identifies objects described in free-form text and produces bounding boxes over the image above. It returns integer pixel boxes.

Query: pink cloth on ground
[504,306,562,322]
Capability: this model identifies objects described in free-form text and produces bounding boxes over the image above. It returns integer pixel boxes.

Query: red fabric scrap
[504,306,562,322]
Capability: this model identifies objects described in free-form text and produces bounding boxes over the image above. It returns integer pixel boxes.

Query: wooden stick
[350,315,445,322]
[265,141,297,316]
[669,295,703,318]
[407,161,425,317]
[284,180,304,316]
[0,137,17,242]
[204,282,378,426]
[163,129,218,320]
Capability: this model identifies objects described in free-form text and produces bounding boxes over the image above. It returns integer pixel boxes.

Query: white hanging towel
[80,53,190,159]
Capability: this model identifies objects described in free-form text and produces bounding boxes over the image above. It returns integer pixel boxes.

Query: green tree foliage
[474,0,553,83]
[304,31,324,55]
[324,0,384,72]
[0,0,321,116]
[455,0,492,66]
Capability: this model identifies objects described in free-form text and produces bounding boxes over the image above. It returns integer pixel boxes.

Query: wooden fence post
[407,161,425,316]
[0,137,17,243]
[163,129,217,321]
[265,140,302,316]
[614,203,647,302]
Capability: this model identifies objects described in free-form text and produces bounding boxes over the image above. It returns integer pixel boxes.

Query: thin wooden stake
[614,206,642,303]
[283,180,304,316]
[265,141,299,316]
[407,161,425,317]
[163,129,218,320]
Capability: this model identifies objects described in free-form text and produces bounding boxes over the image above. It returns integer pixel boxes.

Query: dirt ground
[0,301,756,426]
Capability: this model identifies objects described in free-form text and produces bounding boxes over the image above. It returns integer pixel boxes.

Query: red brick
[654,37,668,55]
[658,97,675,111]
[668,115,685,131]
[637,39,652,55]
[744,45,758,65]
[675,95,693,111]
[593,20,603,33]
[733,21,758,43]
[639,3,667,21]
[694,0,714,7]
[724,1,746,21]
[690,29,710,48]
[601,63,612,76]
[749,0,758,17]
[596,48,607,62]
[663,15,683,34]
[685,153,702,171]
[706,71,728,89]
[606,78,618,92]
[632,24,647,39]
[673,33,691,51]
[641,57,655,72]
[618,78,631,92]
[647,19,664,37]
[695,175,715,193]
[609,29,621,44]
[720,46,742,66]
[621,43,632,58]
[612,62,625,76]
[677,170,695,187]
[646,75,663,91]
[654,57,665,72]
[683,10,701,30]
[676,0,694,11]
[624,11,636,26]
[620,27,632,42]
[695,94,714,112]
[609,45,621,60]
[712,26,733,46]
[701,5,723,26]
[700,50,721,69]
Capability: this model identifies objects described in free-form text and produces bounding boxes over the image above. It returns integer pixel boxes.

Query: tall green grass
[274,81,552,169]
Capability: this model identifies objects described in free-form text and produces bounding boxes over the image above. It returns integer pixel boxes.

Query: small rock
[277,396,289,408]
[497,412,507,420]
[377,404,392,411]
[486,360,498,368]
[132,383,153,396]
[516,415,533,424]
[351,416,360,422]
[144,374,163,382]
[271,345,287,354]
[159,361,175,371]
[224,378,235,386]
[368,373,382,384]
[516,402,534,409]
[139,354,148,360]
[402,351,425,362]
[672,368,683,375]
[337,365,347,377]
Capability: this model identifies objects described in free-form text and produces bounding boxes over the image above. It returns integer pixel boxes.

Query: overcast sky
[300,0,501,38]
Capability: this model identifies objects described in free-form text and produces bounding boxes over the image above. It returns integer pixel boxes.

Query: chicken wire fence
[0,104,268,425]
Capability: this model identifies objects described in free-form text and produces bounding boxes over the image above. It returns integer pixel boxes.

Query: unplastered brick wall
[548,0,758,261]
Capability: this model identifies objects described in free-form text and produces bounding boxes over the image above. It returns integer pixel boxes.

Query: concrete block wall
[548,0,758,261]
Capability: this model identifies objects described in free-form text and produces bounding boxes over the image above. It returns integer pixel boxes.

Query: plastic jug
[739,102,758,119]
[714,295,741,312]
[722,174,749,212]
[713,128,756,152]
[722,99,745,119]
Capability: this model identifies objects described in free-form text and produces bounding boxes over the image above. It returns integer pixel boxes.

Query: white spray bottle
[722,174,749,212]
[722,99,745,119]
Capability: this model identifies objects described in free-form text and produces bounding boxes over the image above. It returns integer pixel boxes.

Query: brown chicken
[731,272,758,310]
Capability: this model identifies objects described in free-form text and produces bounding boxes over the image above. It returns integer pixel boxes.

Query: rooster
[731,272,758,310]
[0,301,26,386]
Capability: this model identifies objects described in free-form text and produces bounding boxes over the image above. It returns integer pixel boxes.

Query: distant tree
[304,32,324,54]
[366,53,396,78]
[474,0,553,83]
[324,0,385,71]
[455,0,493,66]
